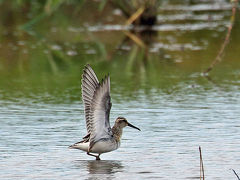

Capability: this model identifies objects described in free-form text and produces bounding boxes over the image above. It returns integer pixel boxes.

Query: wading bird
[69,65,140,160]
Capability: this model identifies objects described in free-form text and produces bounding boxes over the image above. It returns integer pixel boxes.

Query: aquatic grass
[14,0,85,31]
[198,147,240,180]
[0,1,240,92]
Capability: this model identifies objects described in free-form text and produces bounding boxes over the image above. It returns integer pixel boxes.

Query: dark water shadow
[73,160,124,175]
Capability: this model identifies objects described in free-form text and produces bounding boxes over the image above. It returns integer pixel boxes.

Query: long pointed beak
[127,122,141,131]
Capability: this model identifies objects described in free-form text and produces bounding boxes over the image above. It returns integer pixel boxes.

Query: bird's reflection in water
[74,160,124,175]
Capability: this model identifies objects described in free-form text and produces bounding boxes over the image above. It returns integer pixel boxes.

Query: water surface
[1,81,240,179]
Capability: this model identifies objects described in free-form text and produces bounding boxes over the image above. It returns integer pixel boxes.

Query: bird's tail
[69,142,89,152]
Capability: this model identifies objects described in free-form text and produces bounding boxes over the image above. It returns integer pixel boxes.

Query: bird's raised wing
[81,65,112,149]
[82,64,100,134]
[89,75,112,149]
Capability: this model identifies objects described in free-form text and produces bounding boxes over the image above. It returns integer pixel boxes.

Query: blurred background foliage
[0,0,239,102]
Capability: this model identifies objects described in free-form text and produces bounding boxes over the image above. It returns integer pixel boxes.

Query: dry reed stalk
[199,146,205,180]
[232,169,240,180]
[126,7,145,25]
[203,0,239,75]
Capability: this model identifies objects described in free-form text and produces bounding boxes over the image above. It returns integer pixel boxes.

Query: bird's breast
[91,139,120,154]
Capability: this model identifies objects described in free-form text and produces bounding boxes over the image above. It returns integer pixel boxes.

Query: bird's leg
[87,152,101,160]
[96,154,101,161]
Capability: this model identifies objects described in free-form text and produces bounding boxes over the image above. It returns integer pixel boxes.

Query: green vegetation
[0,0,240,103]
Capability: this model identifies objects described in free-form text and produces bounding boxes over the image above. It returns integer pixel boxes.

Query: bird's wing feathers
[82,65,100,134]
[81,65,112,149]
[89,76,112,146]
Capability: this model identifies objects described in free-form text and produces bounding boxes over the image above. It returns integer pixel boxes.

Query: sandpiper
[69,64,140,160]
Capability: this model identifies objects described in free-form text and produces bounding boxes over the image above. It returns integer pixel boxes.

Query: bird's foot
[87,152,101,160]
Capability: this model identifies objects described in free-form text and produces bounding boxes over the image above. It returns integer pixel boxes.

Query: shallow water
[1,82,240,179]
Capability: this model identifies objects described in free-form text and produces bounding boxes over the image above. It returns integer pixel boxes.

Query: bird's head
[115,117,141,131]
